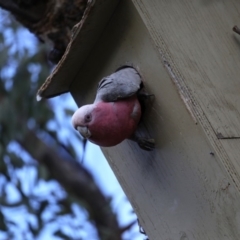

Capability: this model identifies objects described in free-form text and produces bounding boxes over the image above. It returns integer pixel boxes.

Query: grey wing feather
[94,67,142,102]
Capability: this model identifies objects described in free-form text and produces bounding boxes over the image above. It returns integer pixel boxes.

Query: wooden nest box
[38,0,240,239]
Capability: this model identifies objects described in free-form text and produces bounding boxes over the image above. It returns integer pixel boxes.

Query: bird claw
[233,25,240,35]
[137,138,155,151]
[138,91,155,100]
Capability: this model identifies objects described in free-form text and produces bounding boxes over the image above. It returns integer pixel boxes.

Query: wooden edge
[132,1,240,191]
[37,0,120,99]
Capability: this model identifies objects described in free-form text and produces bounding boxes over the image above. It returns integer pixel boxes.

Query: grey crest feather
[94,67,142,102]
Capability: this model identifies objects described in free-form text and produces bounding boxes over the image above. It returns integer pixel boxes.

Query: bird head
[71,104,94,139]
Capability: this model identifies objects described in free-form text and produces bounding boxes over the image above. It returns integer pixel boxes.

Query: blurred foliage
[0,9,97,240]
[0,8,146,240]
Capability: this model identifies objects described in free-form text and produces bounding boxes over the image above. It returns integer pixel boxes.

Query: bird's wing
[95,66,142,102]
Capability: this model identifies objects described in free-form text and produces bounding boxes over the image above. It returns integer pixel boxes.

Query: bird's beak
[77,126,92,139]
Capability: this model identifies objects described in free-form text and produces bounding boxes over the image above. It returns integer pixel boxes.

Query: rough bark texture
[0,0,88,63]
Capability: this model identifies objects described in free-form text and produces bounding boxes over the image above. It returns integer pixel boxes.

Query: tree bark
[0,0,40,22]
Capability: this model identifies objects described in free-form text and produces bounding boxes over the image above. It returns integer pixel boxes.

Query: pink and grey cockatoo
[71,66,154,150]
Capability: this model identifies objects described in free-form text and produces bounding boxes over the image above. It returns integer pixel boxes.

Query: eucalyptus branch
[17,129,123,240]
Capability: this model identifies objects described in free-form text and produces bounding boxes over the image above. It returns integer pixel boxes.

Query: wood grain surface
[69,1,240,239]
[132,0,240,139]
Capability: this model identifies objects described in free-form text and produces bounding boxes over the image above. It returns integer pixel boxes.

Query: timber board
[70,1,240,239]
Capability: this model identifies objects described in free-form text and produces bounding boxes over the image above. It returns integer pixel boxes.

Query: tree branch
[0,0,39,22]
[17,129,122,240]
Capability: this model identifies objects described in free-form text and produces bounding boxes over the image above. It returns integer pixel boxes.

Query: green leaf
[9,152,24,169]
[37,165,51,181]
[0,160,10,181]
[64,108,75,116]
[0,210,7,231]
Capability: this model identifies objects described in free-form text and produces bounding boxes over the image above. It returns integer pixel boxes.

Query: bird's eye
[84,114,92,122]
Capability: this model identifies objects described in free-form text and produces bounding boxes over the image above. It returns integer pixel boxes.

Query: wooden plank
[132,0,240,138]
[220,139,240,177]
[37,0,119,98]
[70,1,240,239]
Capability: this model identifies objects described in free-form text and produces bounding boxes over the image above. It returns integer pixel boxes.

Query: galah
[72,66,154,150]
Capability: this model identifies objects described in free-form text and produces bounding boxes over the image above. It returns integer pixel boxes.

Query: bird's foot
[138,91,154,100]
[137,138,155,151]
[233,25,240,35]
